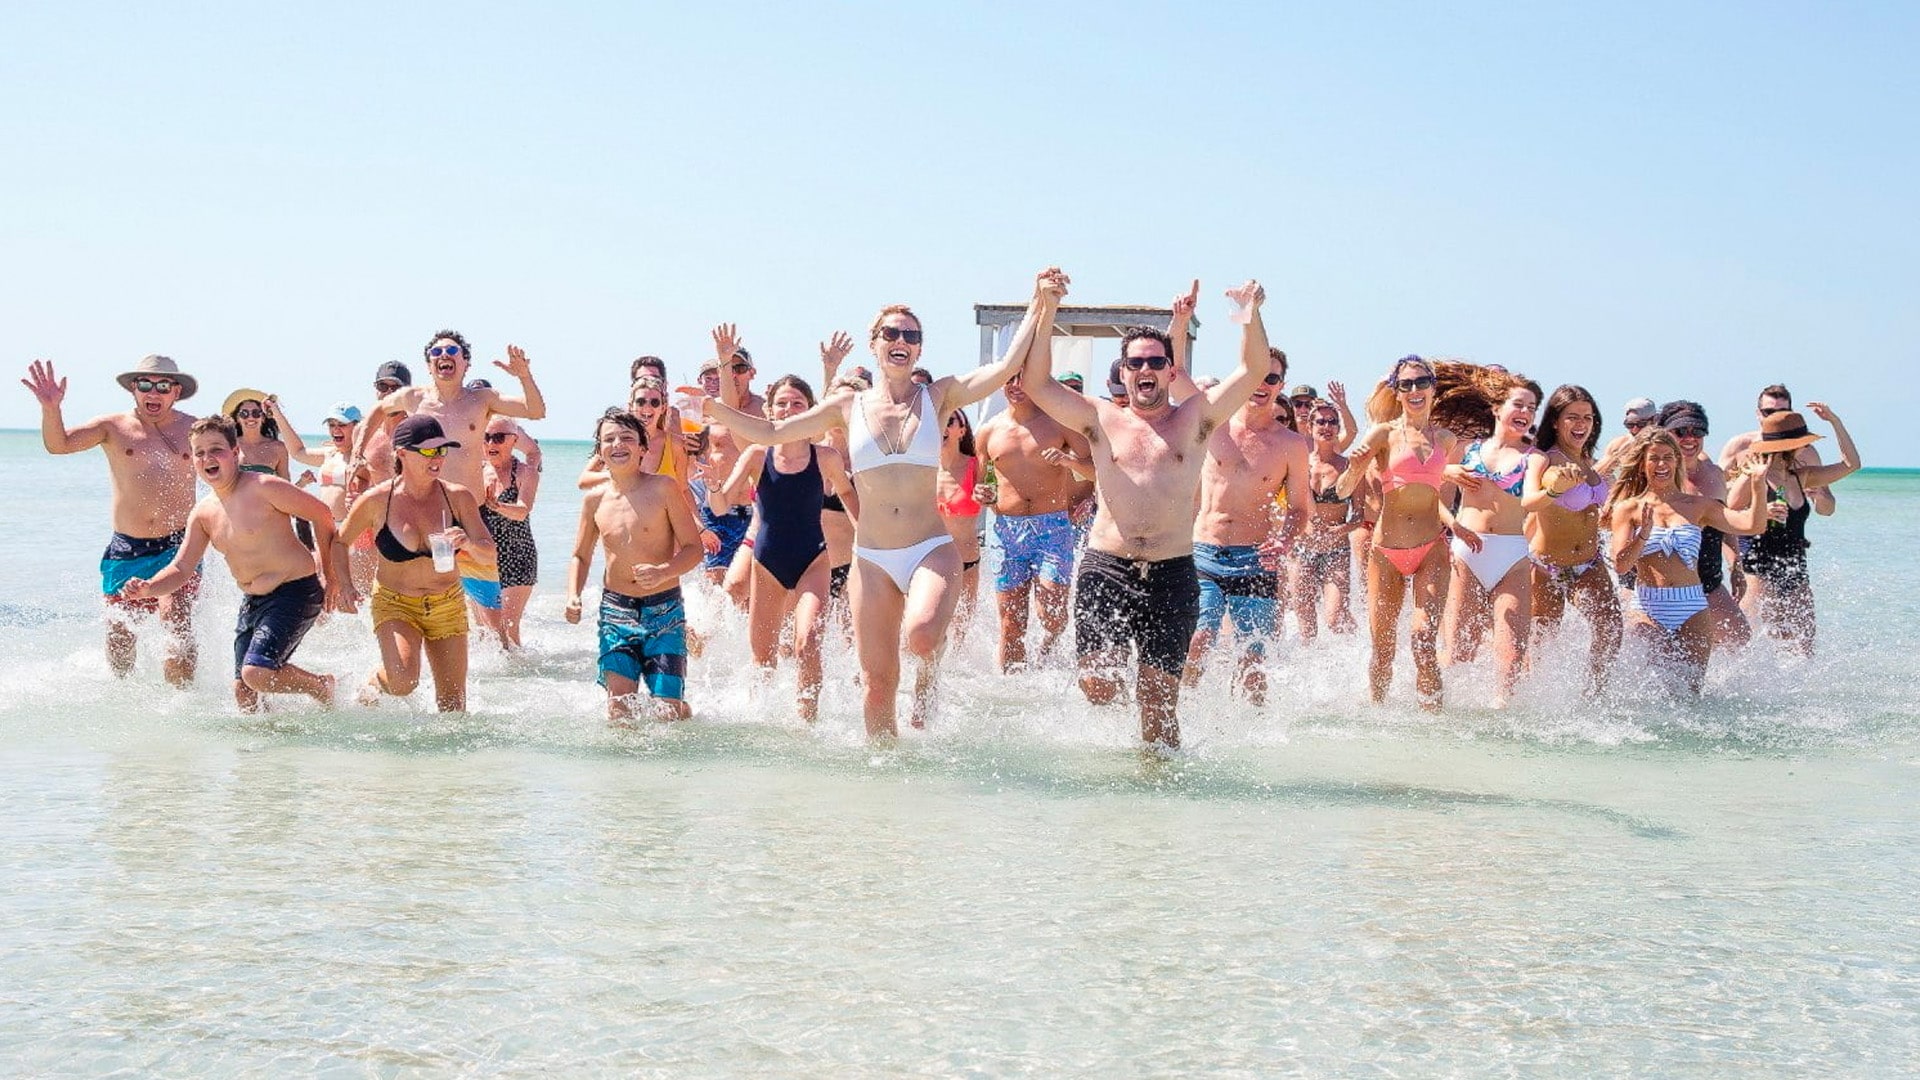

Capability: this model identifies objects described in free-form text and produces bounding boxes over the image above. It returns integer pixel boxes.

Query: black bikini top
[376,481,456,563]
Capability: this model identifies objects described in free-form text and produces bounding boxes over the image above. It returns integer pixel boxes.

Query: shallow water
[3,434,1917,1075]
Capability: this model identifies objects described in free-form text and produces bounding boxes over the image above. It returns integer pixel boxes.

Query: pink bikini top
[1381,437,1448,494]
[938,457,981,517]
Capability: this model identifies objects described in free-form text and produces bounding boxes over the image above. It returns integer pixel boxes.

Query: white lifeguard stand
[971,303,1199,417]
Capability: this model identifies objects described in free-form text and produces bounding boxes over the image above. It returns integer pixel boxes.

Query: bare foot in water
[355,673,384,707]
[317,674,337,709]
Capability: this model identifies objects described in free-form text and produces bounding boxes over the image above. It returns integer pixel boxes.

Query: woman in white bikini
[703,269,1061,737]
[1441,373,1542,707]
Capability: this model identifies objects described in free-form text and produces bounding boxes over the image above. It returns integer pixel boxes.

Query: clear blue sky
[4,2,1914,462]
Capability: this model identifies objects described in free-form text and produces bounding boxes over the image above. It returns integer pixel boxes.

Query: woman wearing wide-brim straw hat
[1725,404,1862,655]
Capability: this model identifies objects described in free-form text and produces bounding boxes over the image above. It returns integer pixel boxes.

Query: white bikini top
[847,383,941,473]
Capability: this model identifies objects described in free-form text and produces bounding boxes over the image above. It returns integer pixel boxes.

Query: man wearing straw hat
[20,355,204,685]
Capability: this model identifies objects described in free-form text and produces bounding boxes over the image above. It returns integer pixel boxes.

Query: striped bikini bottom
[1633,584,1707,633]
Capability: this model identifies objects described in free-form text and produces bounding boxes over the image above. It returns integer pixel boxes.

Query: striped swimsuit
[1633,523,1707,632]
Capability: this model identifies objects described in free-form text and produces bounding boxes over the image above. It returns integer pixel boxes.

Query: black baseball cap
[375,361,413,387]
[392,414,460,451]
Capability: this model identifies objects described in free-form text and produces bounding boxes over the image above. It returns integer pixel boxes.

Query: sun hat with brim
[117,355,199,400]
[1749,411,1824,454]
[324,402,364,425]
[221,387,273,417]
[392,414,461,452]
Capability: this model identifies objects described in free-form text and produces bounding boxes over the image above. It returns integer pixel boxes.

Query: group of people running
[20,269,1862,747]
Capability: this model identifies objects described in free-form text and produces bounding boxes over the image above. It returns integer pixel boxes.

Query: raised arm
[487,345,547,420]
[21,361,109,455]
[1794,403,1861,490]
[1199,280,1270,426]
[939,267,1068,412]
[706,323,848,446]
[1167,279,1202,404]
[264,398,325,467]
[1017,273,1099,433]
[1327,381,1360,452]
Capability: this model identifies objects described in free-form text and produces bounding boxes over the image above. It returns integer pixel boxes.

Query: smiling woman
[337,413,496,713]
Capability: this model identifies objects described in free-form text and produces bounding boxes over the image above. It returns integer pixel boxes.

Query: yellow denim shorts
[371,583,469,641]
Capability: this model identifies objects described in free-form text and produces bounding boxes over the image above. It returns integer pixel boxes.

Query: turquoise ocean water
[2,431,1917,1075]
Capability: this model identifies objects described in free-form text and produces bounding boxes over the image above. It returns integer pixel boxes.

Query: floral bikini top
[1461,440,1528,497]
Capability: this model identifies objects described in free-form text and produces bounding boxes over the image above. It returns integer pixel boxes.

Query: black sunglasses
[132,378,179,394]
[1393,375,1436,392]
[1121,356,1172,371]
[484,432,512,444]
[1261,373,1284,385]
[874,327,924,345]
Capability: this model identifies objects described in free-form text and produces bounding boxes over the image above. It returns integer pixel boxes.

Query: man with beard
[1019,281,1273,748]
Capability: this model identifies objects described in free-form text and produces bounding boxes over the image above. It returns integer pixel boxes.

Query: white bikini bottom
[855,535,955,593]
[1451,532,1531,591]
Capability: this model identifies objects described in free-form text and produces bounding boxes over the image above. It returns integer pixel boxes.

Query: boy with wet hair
[122,415,354,710]
[566,410,704,722]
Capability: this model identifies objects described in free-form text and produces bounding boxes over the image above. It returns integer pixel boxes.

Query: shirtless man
[1717,384,1835,512]
[356,331,546,626]
[565,410,704,723]
[976,371,1094,671]
[121,416,354,711]
[1020,280,1272,748]
[693,350,765,602]
[357,360,413,493]
[1599,396,1658,475]
[1182,349,1310,703]
[23,356,202,685]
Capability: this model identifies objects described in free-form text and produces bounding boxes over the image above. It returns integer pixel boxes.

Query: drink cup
[429,531,456,573]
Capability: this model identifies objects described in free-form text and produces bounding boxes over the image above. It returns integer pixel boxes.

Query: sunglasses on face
[1624,418,1650,431]
[236,407,264,419]
[406,445,450,458]
[1670,426,1707,439]
[375,380,402,394]
[132,378,178,394]
[1393,375,1436,392]
[428,345,463,359]
[1311,417,1340,427]
[1121,355,1172,371]
[1758,406,1786,416]
[632,397,663,408]
[484,432,512,444]
[729,362,752,375]
[874,327,924,345]
[1254,373,1284,386]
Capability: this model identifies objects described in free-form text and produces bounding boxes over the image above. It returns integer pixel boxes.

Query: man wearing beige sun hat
[20,354,204,686]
